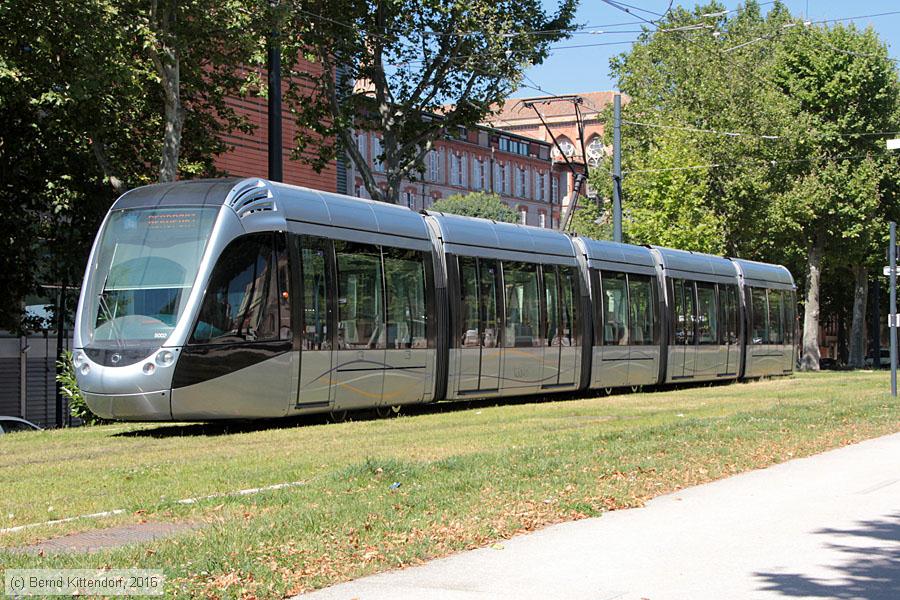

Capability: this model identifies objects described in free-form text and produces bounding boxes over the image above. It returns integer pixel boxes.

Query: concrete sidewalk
[300,432,900,600]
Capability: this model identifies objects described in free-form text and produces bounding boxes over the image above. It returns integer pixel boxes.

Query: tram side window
[299,236,331,350]
[335,242,385,350]
[602,271,628,345]
[750,287,769,345]
[503,262,541,347]
[191,233,282,344]
[628,274,657,345]
[560,267,580,347]
[767,289,784,344]
[720,285,740,344]
[384,247,428,349]
[696,282,718,345]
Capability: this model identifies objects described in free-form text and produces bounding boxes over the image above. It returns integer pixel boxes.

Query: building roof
[487,91,623,126]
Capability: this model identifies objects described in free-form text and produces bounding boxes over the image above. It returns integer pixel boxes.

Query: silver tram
[72,178,797,421]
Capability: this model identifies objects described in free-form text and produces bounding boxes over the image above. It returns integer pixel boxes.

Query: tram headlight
[72,350,86,369]
[142,362,156,376]
[155,350,175,367]
[79,363,90,375]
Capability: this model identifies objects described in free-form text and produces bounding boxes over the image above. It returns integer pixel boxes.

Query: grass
[0,371,898,598]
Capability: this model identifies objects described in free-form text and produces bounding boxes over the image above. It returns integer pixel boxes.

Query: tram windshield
[84,207,219,347]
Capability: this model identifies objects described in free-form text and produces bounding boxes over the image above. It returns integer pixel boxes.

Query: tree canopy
[281,0,577,203]
[430,192,518,222]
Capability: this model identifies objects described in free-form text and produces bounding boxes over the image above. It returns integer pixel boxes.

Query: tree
[281,0,576,203]
[605,1,900,370]
[0,0,263,331]
[770,24,900,370]
[430,192,517,222]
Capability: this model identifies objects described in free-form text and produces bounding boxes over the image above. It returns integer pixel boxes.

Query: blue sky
[514,0,900,97]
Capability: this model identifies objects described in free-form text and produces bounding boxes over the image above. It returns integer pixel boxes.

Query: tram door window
[457,256,501,392]
[384,248,428,349]
[335,242,385,350]
[191,233,285,344]
[297,235,335,406]
[560,267,579,348]
[299,236,331,351]
[503,262,541,348]
[750,287,769,345]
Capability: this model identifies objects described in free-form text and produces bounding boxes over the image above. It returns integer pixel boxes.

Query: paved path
[300,432,900,599]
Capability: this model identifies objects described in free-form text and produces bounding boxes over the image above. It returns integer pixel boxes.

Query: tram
[72,178,796,421]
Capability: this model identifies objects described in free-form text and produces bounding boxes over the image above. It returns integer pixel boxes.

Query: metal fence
[0,331,73,428]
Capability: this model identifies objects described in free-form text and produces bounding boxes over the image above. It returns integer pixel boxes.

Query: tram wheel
[374,405,402,419]
[328,410,350,423]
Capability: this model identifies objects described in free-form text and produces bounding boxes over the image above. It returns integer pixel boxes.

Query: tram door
[296,235,335,406]
[457,257,502,392]
[671,279,697,379]
[720,284,741,376]
[543,265,579,387]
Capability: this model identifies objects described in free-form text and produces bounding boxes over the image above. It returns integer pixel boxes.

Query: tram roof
[425,211,577,263]
[731,258,796,289]
[576,238,657,272]
[652,246,738,283]
[112,178,243,210]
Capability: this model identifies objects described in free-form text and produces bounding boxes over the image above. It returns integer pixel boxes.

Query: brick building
[485,91,622,217]
[347,126,564,228]
[214,59,341,194]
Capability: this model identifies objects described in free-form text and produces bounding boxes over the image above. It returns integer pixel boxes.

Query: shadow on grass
[755,513,900,599]
[111,377,749,439]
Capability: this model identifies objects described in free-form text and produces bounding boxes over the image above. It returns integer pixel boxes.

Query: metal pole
[891,221,897,396]
[267,0,283,183]
[612,93,622,243]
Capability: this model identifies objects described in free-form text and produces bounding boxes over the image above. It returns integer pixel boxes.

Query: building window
[551,176,559,204]
[539,212,546,228]
[403,190,414,208]
[371,136,384,173]
[356,131,368,162]
[519,206,527,225]
[587,136,606,167]
[536,171,545,202]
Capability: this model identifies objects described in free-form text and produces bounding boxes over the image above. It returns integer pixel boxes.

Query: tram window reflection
[602,272,628,345]
[384,247,428,349]
[503,262,540,347]
[336,242,385,350]
[299,236,331,350]
[628,274,656,345]
[191,234,281,344]
[750,287,769,345]
[696,282,717,345]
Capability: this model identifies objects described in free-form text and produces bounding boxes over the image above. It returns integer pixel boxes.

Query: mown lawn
[1,371,898,598]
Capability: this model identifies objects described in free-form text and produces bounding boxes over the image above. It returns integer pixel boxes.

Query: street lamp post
[886,138,899,395]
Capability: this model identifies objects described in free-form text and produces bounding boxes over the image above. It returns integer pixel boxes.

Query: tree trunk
[800,236,823,371]
[158,56,183,183]
[848,265,868,368]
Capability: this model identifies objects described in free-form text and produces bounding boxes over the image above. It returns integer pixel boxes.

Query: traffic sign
[885,266,900,276]
[888,138,900,150]
[890,314,900,328]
